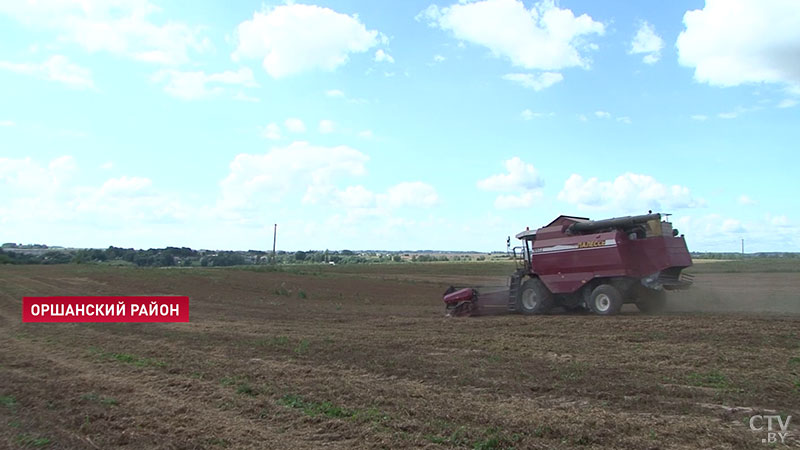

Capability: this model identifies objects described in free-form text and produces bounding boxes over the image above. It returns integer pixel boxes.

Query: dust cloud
[665,273,800,314]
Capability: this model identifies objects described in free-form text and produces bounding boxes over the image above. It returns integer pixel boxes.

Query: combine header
[444,213,693,316]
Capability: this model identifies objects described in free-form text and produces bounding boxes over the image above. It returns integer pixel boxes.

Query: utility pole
[741,238,744,256]
[272,224,277,264]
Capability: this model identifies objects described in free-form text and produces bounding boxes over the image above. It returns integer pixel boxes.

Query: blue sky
[1,0,798,252]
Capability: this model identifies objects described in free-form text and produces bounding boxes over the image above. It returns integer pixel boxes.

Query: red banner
[22,296,189,323]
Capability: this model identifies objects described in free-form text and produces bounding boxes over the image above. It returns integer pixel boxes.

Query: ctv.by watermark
[750,414,793,445]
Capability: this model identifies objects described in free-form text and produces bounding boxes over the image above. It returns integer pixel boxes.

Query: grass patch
[1,395,17,408]
[90,347,166,368]
[472,436,502,449]
[423,424,470,447]
[253,335,290,348]
[220,376,261,396]
[425,425,519,449]
[687,370,730,389]
[204,437,230,447]
[293,339,310,355]
[220,376,243,387]
[109,352,166,368]
[279,394,354,418]
[559,361,588,382]
[533,425,555,438]
[16,434,52,447]
[297,289,307,299]
[235,383,259,397]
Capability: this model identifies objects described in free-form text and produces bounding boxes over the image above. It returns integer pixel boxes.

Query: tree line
[0,246,480,266]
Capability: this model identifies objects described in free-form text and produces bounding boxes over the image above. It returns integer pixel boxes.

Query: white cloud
[676,214,799,252]
[0,0,208,65]
[219,141,369,212]
[319,119,335,134]
[0,155,188,227]
[721,218,745,233]
[478,157,543,192]
[771,215,789,226]
[232,4,379,78]
[578,110,630,122]
[0,155,77,193]
[691,114,708,121]
[558,173,702,212]
[520,109,553,120]
[324,88,367,104]
[677,0,800,90]
[738,195,756,205]
[311,181,439,211]
[422,0,604,70]
[478,157,544,209]
[99,176,152,196]
[778,99,797,108]
[152,67,257,100]
[0,120,15,127]
[284,118,306,133]
[433,54,446,62]
[383,182,439,208]
[503,72,563,91]
[218,142,438,228]
[261,123,281,140]
[100,161,113,170]
[717,105,760,119]
[73,176,188,223]
[0,156,75,225]
[629,21,663,64]
[415,4,443,25]
[334,185,376,208]
[642,54,659,65]
[0,55,93,89]
[357,130,374,139]
[374,49,395,63]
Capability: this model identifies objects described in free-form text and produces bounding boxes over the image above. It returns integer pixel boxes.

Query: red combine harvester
[443,213,693,316]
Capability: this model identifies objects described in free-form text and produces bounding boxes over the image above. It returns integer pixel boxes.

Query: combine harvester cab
[444,213,693,316]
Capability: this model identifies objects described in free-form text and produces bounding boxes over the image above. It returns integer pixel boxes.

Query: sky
[0,0,798,252]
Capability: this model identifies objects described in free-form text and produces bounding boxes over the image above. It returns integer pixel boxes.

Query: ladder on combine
[507,243,531,314]
[507,272,521,312]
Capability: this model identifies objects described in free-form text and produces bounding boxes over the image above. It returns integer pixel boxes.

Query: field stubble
[1,260,799,449]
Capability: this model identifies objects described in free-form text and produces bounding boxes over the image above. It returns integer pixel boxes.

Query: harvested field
[1,261,799,449]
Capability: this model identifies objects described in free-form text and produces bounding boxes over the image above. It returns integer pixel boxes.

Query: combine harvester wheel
[517,278,553,315]
[588,285,624,315]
